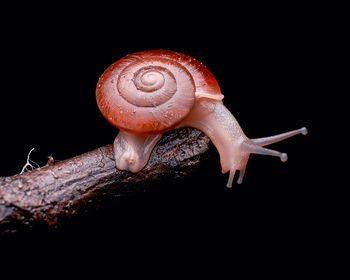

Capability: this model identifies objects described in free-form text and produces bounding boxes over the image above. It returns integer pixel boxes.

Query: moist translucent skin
[96,49,307,187]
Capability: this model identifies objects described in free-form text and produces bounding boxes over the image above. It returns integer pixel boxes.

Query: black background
[0,3,328,274]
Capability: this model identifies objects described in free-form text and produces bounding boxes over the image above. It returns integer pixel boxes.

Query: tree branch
[0,128,211,236]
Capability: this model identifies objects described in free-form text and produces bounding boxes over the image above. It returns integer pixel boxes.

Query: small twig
[20,148,40,174]
[46,155,55,166]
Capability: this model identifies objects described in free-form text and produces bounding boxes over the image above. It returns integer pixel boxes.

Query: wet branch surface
[0,128,211,236]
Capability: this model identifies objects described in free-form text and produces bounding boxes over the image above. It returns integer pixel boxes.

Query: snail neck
[178,100,249,174]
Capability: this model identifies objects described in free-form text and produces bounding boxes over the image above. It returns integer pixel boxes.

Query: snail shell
[96,49,222,135]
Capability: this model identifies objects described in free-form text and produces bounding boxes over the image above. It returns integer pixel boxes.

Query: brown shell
[96,49,222,135]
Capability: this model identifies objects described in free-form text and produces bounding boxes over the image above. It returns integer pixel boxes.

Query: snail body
[96,50,307,187]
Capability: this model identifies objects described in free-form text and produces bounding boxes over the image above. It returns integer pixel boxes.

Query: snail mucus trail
[96,50,307,187]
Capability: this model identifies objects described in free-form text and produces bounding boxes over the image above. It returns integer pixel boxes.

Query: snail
[96,49,307,187]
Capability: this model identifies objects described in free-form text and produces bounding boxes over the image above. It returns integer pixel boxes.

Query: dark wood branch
[0,128,211,236]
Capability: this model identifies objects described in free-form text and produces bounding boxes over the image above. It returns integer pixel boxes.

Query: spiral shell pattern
[96,50,222,135]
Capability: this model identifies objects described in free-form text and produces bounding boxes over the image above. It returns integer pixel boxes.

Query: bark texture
[0,128,211,236]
